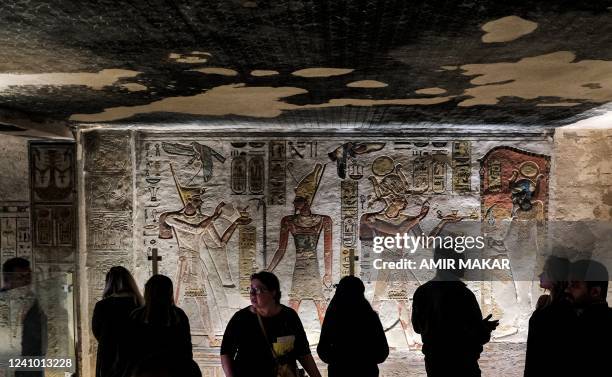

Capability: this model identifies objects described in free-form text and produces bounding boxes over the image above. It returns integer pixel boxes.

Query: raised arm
[266,216,290,271]
[166,216,212,233]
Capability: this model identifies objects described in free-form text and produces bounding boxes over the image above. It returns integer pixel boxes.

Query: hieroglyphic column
[238,225,257,297]
[267,141,286,205]
[80,130,134,377]
[29,142,77,363]
[452,140,471,193]
[340,180,358,277]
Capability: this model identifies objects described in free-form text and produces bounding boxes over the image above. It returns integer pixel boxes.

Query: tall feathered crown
[170,163,206,206]
[294,163,325,206]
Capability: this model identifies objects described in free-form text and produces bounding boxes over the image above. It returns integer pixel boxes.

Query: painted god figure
[480,147,549,339]
[267,163,333,323]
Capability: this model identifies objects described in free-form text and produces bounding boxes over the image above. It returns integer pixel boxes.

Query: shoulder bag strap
[257,312,280,359]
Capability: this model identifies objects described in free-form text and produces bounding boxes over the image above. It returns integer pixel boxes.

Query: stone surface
[1,1,612,131]
[378,343,526,377]
[0,135,29,202]
[77,127,557,375]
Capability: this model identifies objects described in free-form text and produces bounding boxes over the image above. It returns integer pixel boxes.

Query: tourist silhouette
[317,275,389,377]
[123,274,197,377]
[411,246,498,377]
[524,256,576,377]
[92,266,143,377]
[565,259,611,377]
[1,257,47,377]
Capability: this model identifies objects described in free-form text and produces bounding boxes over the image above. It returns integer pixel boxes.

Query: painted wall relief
[480,146,550,339]
[159,165,251,346]
[359,155,467,347]
[82,132,552,373]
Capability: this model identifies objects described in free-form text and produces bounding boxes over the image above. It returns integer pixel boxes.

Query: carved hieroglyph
[452,140,472,192]
[30,144,75,203]
[267,141,286,205]
[239,226,257,297]
[0,203,31,268]
[340,180,358,277]
[87,211,132,250]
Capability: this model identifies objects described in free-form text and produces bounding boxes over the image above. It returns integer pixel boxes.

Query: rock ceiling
[1,0,612,137]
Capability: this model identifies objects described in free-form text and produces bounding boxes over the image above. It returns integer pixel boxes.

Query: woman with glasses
[220,271,322,377]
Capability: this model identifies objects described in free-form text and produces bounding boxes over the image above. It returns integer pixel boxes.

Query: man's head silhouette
[2,257,32,290]
[434,245,465,279]
[566,259,609,307]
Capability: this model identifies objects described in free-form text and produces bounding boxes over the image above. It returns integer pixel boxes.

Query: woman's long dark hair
[543,256,570,305]
[138,274,180,326]
[102,266,144,306]
[325,275,373,319]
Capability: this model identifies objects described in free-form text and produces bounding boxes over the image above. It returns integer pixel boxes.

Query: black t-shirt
[221,305,310,377]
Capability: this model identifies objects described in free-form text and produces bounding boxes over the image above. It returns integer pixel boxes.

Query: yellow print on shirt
[273,335,295,356]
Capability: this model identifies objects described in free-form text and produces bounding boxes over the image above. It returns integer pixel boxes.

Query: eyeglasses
[249,287,269,295]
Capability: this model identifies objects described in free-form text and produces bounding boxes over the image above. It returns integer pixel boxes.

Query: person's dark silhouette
[317,275,389,377]
[123,274,197,377]
[1,257,47,377]
[92,266,144,377]
[524,256,576,377]
[411,246,498,377]
[565,259,611,377]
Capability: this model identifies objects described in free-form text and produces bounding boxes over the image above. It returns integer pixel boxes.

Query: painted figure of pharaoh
[267,163,333,324]
[359,158,463,348]
[160,174,251,347]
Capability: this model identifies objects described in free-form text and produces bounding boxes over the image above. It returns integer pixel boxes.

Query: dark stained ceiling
[1,0,612,137]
